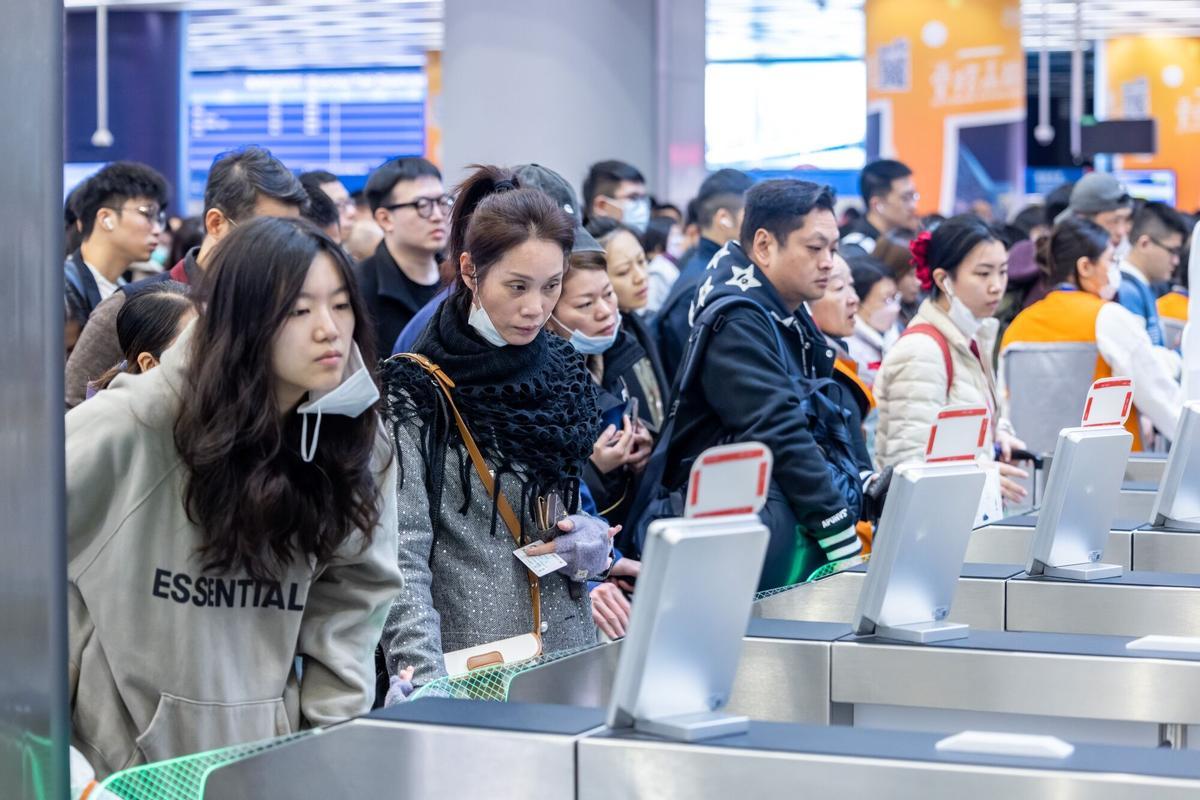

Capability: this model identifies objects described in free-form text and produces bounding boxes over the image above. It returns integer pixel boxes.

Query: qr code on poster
[878,38,911,92]
[1122,77,1150,118]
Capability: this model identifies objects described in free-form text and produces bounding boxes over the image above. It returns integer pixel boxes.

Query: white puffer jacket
[874,299,1013,469]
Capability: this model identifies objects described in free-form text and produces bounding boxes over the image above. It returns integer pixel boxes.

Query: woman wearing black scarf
[379,166,614,687]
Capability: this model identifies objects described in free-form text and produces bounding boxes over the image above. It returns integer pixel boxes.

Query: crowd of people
[61,145,1196,776]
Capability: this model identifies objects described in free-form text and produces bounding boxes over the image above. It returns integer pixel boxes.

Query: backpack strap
[901,323,953,401]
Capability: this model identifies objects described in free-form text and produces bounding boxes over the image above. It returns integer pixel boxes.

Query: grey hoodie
[66,325,402,777]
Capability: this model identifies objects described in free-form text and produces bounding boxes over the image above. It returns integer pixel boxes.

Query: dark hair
[301,169,339,186]
[1132,201,1189,243]
[567,249,608,274]
[684,197,700,228]
[204,146,308,222]
[1011,204,1046,238]
[364,157,442,213]
[65,180,87,255]
[652,200,682,218]
[739,179,836,251]
[582,160,646,219]
[847,256,893,302]
[873,229,917,278]
[168,216,205,267]
[587,216,641,252]
[859,159,912,207]
[300,174,340,231]
[448,165,575,315]
[93,281,193,392]
[175,217,382,580]
[696,168,755,228]
[925,214,1002,296]
[74,161,170,237]
[1044,182,1075,226]
[641,216,674,256]
[1039,216,1112,285]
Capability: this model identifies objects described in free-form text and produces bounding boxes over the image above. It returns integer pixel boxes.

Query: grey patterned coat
[381,417,599,686]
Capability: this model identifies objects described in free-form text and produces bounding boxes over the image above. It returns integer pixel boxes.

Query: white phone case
[442,632,543,677]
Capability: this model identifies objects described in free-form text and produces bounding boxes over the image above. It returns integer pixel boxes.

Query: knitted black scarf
[381,295,601,537]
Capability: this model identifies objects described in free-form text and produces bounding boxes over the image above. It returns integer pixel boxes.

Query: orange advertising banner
[866,0,1025,215]
[1105,37,1200,212]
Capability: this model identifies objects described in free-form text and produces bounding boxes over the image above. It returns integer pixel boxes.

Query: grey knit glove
[552,514,613,582]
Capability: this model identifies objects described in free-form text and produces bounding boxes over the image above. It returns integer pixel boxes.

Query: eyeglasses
[384,194,454,219]
[110,203,167,229]
[892,191,920,206]
[1148,237,1185,260]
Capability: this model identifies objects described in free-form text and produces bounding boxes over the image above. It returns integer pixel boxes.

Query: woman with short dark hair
[67,217,401,778]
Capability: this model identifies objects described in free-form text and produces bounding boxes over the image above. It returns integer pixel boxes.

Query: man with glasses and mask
[64,161,169,330]
[356,156,451,352]
[1117,201,1191,347]
[582,159,651,233]
[840,159,919,258]
[65,146,307,408]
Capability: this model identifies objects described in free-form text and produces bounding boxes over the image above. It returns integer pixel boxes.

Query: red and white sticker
[925,405,990,464]
[686,442,774,519]
[1081,377,1134,428]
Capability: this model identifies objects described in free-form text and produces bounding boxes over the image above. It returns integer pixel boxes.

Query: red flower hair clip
[909,230,934,292]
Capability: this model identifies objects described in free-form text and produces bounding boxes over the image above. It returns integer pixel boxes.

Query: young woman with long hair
[66,217,402,777]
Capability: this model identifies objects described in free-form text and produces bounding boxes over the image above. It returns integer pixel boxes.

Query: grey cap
[1055,172,1133,224]
[513,163,604,254]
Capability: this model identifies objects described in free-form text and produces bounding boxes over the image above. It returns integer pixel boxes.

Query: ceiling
[63,0,1200,71]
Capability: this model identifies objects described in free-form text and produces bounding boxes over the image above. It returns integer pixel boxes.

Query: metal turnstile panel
[1134,530,1200,574]
[967,526,1132,569]
[1118,489,1158,521]
[204,716,588,799]
[1125,456,1168,485]
[725,638,833,724]
[754,572,1008,630]
[577,735,1200,799]
[1007,580,1200,638]
[831,641,1200,726]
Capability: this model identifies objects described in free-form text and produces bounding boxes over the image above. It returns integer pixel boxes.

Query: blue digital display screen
[186,69,426,208]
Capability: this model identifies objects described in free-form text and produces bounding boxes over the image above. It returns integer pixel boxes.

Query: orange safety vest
[1001,289,1142,450]
[1158,290,1188,323]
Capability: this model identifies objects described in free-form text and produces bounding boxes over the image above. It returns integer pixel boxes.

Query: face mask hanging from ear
[467,295,510,348]
[296,344,380,463]
[1100,262,1122,301]
[941,278,983,339]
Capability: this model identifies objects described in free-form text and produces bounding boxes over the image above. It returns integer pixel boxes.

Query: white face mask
[666,229,686,260]
[868,300,901,333]
[618,197,651,234]
[296,344,380,463]
[941,278,983,339]
[554,313,621,355]
[1113,235,1132,263]
[467,294,511,348]
[1100,262,1122,301]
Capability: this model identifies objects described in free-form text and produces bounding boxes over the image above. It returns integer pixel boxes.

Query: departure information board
[187,69,426,207]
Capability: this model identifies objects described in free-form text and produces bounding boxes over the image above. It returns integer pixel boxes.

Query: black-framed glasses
[1149,236,1185,260]
[110,203,167,229]
[384,194,453,219]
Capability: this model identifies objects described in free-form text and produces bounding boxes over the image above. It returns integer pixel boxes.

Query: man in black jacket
[356,157,450,354]
[666,179,863,588]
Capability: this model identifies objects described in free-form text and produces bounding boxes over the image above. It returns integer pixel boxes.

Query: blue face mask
[467,295,510,348]
[554,314,621,355]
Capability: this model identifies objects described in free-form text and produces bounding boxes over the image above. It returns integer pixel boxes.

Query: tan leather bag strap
[396,353,542,635]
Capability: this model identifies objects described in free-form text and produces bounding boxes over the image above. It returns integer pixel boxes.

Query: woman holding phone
[380,166,618,687]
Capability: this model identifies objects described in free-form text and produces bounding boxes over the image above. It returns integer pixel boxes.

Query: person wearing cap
[654,168,756,382]
[1116,202,1190,347]
[1055,172,1135,253]
[391,163,600,356]
[356,157,450,354]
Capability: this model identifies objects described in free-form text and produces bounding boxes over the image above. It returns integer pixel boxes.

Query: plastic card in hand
[1081,377,1134,427]
[514,541,567,577]
[686,442,773,519]
[924,405,990,464]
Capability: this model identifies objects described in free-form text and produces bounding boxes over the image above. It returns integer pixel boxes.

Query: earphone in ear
[104,217,116,231]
